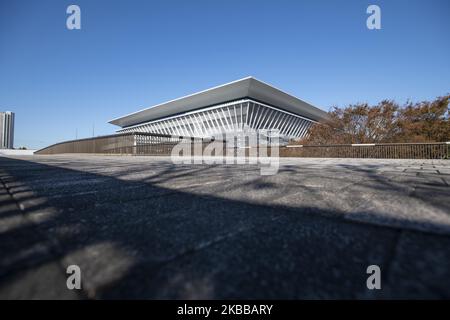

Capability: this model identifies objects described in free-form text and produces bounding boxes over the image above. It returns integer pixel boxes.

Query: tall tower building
[0,111,15,149]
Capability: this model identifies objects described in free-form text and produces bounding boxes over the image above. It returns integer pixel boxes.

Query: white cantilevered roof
[109,77,329,128]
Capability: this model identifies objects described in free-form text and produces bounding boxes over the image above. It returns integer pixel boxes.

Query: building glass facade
[118,99,315,142]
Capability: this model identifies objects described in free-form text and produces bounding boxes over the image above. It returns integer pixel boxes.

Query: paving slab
[0,155,449,299]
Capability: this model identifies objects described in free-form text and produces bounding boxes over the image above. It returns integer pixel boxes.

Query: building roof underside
[109,77,329,128]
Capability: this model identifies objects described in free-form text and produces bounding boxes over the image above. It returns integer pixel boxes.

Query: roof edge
[109,77,329,127]
[108,76,254,125]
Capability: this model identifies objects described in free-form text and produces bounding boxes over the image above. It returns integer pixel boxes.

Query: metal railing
[35,132,208,155]
[281,142,450,159]
[35,133,450,159]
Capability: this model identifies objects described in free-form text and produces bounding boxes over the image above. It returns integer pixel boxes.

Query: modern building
[109,77,328,142]
[0,111,15,149]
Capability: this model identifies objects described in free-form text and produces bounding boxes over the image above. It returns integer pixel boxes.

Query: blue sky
[1,0,449,149]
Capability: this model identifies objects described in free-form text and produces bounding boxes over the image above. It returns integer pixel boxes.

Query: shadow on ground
[0,156,450,299]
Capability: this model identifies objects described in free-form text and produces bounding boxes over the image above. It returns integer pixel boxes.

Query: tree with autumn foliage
[299,95,450,145]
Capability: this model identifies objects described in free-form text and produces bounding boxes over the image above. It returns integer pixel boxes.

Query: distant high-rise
[0,111,15,149]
